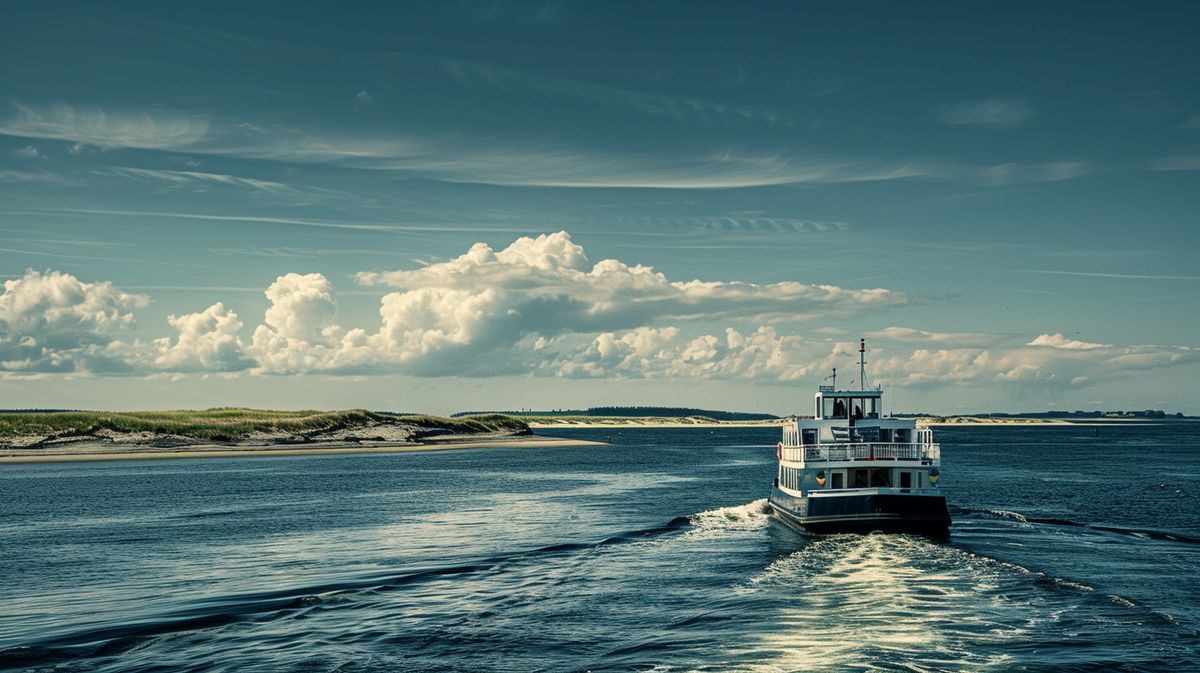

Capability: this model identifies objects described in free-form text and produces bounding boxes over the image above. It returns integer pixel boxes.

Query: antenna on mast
[858,338,868,391]
[825,367,837,390]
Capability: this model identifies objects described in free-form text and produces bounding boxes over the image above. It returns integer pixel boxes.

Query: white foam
[733,535,1038,671]
[984,509,1029,524]
[683,499,773,540]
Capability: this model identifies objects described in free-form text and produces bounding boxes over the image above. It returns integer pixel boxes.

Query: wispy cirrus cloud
[109,167,293,193]
[868,326,1009,347]
[939,98,1035,130]
[0,103,210,150]
[9,145,42,159]
[1020,269,1200,281]
[1147,153,1200,171]
[1,102,1090,189]
[439,56,792,126]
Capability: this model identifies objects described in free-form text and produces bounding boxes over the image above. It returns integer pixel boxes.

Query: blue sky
[2,1,1199,414]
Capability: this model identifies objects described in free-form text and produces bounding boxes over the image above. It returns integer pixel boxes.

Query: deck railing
[779,442,939,463]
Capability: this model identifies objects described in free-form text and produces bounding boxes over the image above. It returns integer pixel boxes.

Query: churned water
[2,424,1199,672]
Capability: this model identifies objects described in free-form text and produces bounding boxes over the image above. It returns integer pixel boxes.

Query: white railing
[779,442,939,463]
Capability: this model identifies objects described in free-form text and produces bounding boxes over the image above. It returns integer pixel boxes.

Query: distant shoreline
[0,434,604,464]
[531,416,1175,429]
[529,420,785,429]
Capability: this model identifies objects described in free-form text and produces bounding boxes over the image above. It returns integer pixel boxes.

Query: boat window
[829,398,847,418]
[895,429,909,443]
[801,429,817,445]
[831,472,844,489]
[918,472,924,488]
[867,397,879,419]
[899,471,912,489]
[870,468,891,487]
[880,428,893,442]
[852,469,870,488]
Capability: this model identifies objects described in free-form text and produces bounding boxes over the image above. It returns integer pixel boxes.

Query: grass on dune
[0,408,528,442]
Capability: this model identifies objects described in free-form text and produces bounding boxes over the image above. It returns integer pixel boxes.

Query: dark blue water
[2,424,1199,672]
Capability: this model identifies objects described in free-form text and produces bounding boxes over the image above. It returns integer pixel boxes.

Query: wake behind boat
[769,339,951,535]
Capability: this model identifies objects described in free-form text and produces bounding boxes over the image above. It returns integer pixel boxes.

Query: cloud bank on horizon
[1,232,1192,396]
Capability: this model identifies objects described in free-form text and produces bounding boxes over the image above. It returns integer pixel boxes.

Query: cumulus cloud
[3,255,1194,393]
[547,326,1196,390]
[1027,333,1107,350]
[0,269,148,372]
[152,303,252,372]
[358,231,905,330]
[874,336,1194,388]
[248,273,376,374]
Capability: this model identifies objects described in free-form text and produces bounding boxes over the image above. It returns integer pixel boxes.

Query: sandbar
[0,435,605,464]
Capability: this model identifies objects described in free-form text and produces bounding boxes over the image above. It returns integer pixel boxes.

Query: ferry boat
[768,339,950,535]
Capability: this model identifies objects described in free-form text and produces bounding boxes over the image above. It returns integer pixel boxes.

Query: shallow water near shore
[2,424,1198,671]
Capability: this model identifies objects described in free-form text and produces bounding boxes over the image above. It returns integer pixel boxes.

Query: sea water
[1,424,1198,671]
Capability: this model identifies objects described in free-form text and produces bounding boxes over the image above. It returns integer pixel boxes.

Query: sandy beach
[0,435,605,464]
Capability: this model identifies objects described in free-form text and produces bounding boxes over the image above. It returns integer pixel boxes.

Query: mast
[858,338,868,391]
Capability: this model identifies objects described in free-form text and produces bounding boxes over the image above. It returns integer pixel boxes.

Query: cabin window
[831,472,844,489]
[801,429,817,445]
[918,473,924,488]
[852,469,870,488]
[870,468,891,487]
[899,471,912,489]
[880,428,893,442]
[894,429,909,443]
[824,397,848,419]
[867,397,879,419]
[816,398,822,419]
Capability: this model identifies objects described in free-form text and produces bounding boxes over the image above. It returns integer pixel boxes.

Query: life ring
[776,442,782,460]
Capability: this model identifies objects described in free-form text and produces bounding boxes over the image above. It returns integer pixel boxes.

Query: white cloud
[0,269,148,372]
[9,145,41,159]
[152,303,252,372]
[557,326,680,378]
[547,326,1196,390]
[247,273,377,374]
[109,167,292,193]
[869,326,1008,347]
[0,103,210,150]
[1027,333,1107,350]
[1148,154,1200,171]
[1,101,1087,189]
[4,253,1193,391]
[874,337,1194,388]
[939,98,1035,129]
[357,231,906,330]
[261,273,338,342]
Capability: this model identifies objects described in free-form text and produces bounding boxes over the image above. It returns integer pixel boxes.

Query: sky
[1,1,1199,415]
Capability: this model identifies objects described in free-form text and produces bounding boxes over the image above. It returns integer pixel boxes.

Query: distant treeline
[453,407,779,421]
[893,410,1188,419]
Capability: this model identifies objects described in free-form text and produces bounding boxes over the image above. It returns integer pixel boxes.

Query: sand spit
[0,434,604,464]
